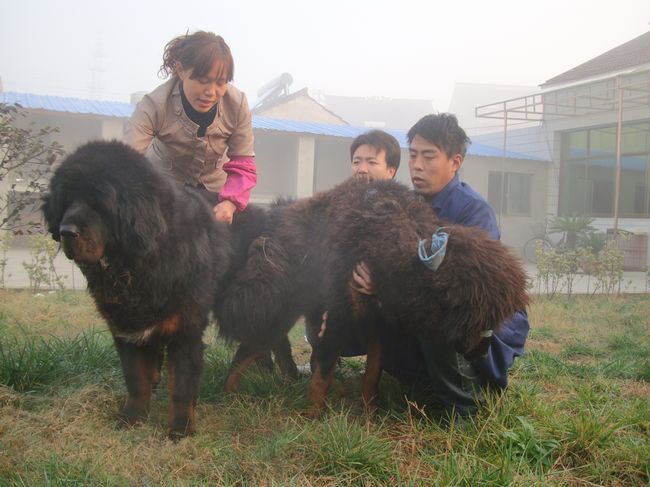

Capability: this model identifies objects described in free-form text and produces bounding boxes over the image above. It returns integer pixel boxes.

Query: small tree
[592,246,625,295]
[0,102,64,233]
[535,244,562,297]
[22,234,66,292]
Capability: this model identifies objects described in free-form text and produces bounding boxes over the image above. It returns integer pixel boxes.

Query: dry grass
[0,290,103,339]
[0,290,648,485]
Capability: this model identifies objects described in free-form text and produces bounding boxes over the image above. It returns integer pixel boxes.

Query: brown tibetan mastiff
[216,179,529,414]
[42,140,232,438]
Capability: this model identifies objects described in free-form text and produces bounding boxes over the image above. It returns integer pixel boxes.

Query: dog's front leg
[113,338,160,427]
[361,326,381,414]
[165,331,205,439]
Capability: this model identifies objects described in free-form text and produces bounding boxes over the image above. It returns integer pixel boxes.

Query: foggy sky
[1,0,648,110]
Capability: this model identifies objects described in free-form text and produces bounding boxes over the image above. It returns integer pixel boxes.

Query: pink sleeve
[218,156,257,211]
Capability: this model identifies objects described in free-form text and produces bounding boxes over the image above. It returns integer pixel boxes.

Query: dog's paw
[115,412,145,430]
[167,427,194,442]
[116,401,149,429]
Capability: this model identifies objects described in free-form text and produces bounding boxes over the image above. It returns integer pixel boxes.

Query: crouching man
[352,114,530,416]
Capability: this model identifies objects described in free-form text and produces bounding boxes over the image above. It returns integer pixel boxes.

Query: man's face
[408,134,462,198]
[351,144,396,181]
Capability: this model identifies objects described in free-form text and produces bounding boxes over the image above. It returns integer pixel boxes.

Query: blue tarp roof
[1,92,134,118]
[471,127,551,162]
[1,91,543,161]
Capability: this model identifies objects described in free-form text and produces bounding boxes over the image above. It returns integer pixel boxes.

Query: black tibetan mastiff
[216,179,529,414]
[43,140,232,438]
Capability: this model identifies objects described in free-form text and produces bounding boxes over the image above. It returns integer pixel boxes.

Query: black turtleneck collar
[179,82,217,137]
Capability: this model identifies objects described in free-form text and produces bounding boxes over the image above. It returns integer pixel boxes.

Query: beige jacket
[124,77,255,192]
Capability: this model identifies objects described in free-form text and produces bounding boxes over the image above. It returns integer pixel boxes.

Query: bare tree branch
[0,103,64,233]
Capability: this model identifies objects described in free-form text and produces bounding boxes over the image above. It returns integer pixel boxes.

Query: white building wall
[296,136,315,198]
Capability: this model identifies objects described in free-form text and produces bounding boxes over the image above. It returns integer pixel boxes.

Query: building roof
[0,91,543,160]
[543,31,650,87]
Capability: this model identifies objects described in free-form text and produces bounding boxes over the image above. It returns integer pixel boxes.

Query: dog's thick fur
[216,178,529,413]
[43,140,232,438]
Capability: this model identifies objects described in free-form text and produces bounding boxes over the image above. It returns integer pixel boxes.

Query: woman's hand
[351,261,375,295]
[213,200,237,224]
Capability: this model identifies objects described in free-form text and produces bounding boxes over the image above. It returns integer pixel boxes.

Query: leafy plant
[578,230,607,254]
[591,246,625,295]
[549,215,596,250]
[535,246,585,297]
[501,416,560,473]
[534,236,625,297]
[534,243,562,297]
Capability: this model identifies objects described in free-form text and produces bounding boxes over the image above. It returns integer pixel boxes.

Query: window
[488,171,532,216]
[634,183,647,215]
[560,121,650,217]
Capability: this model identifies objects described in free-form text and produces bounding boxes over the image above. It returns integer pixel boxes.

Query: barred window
[488,171,532,216]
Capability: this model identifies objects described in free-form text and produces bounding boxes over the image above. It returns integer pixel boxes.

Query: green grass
[301,411,394,481]
[0,290,648,485]
[4,454,123,487]
[0,327,119,392]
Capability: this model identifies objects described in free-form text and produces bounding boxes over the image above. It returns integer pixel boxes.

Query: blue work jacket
[431,174,530,388]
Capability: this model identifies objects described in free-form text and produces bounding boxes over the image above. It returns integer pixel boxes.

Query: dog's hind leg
[273,335,299,379]
[225,342,263,392]
[114,338,160,427]
[361,326,382,414]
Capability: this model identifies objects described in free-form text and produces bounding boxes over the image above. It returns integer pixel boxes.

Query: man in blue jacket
[353,113,529,415]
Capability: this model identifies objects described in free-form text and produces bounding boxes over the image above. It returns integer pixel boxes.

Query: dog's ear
[41,190,62,242]
[116,192,168,256]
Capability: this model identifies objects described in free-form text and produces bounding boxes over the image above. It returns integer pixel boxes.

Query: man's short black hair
[350,130,401,171]
[407,113,471,158]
